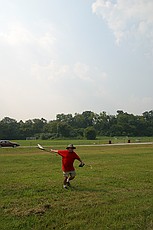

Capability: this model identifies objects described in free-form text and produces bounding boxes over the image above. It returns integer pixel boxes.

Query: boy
[51,144,84,189]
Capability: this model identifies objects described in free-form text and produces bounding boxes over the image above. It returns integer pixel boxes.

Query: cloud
[0,21,56,57]
[73,62,91,81]
[32,60,108,84]
[0,21,108,83]
[0,21,58,82]
[31,61,70,81]
[92,0,153,48]
[0,20,108,96]
[0,23,33,45]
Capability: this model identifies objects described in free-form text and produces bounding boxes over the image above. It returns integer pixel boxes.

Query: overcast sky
[0,0,153,121]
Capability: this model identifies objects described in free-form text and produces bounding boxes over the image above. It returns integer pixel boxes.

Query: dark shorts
[63,171,76,177]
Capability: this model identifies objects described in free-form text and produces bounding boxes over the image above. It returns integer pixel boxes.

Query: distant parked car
[0,140,20,148]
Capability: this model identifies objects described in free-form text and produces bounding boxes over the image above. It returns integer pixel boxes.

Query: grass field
[0,142,153,230]
[13,136,153,147]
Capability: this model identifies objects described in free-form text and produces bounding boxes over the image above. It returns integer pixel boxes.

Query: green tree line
[0,110,153,140]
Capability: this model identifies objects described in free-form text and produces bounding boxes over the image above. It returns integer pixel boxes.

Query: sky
[0,0,153,121]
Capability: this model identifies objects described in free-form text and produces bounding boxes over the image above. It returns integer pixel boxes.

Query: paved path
[75,142,153,147]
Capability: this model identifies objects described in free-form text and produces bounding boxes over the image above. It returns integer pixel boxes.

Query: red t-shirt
[58,150,80,172]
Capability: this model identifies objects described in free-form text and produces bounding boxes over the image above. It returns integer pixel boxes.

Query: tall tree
[84,127,96,140]
[82,111,95,127]
[0,117,19,139]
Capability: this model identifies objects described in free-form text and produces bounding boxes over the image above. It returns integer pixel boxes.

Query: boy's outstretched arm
[50,149,58,153]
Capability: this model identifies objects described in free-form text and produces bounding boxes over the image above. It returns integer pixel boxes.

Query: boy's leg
[63,171,69,188]
[68,175,75,181]
[64,177,68,185]
[63,171,76,188]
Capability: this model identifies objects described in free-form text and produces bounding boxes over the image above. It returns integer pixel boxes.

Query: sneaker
[63,185,68,189]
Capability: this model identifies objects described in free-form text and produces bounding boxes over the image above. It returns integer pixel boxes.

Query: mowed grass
[0,144,153,230]
[14,136,153,147]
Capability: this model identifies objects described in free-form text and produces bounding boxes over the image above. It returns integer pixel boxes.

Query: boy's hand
[79,162,85,167]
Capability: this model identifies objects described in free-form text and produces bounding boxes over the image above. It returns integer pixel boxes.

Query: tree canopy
[0,110,153,140]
